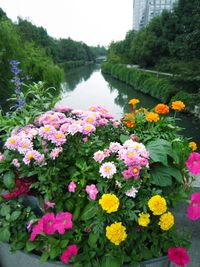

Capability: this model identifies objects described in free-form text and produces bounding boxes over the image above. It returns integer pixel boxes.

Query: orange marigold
[146,112,160,122]
[171,101,185,111]
[154,104,169,114]
[123,113,135,128]
[189,142,197,151]
[128,98,140,105]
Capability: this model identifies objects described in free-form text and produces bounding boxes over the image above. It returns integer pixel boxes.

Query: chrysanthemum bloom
[5,136,19,150]
[68,181,77,192]
[99,193,119,213]
[168,247,190,267]
[60,244,78,264]
[50,131,66,146]
[93,150,105,162]
[99,162,117,179]
[146,112,160,122]
[86,184,99,200]
[186,152,200,175]
[50,147,63,159]
[148,195,167,215]
[82,123,96,135]
[106,222,127,245]
[154,103,169,114]
[125,186,138,198]
[158,212,174,230]
[54,212,73,234]
[128,98,140,105]
[122,169,132,180]
[187,192,200,220]
[109,142,122,153]
[189,141,197,151]
[39,125,56,139]
[171,101,185,111]
[138,213,150,227]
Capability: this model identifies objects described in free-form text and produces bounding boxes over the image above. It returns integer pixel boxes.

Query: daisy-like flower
[81,123,96,135]
[99,162,117,179]
[50,131,66,146]
[5,136,19,150]
[125,186,138,198]
[93,150,105,162]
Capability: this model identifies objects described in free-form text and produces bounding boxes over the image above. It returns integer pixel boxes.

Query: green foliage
[101,62,175,103]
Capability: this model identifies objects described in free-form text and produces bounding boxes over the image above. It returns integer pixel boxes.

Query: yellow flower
[128,98,140,105]
[99,194,119,213]
[138,213,150,227]
[158,212,174,231]
[146,112,160,122]
[106,222,127,245]
[148,195,167,215]
[189,141,197,151]
[154,104,169,114]
[171,101,185,111]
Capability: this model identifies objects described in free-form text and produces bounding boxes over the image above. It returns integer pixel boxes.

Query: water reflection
[62,64,100,92]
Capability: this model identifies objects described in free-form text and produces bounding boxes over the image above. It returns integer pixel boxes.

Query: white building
[133,0,177,30]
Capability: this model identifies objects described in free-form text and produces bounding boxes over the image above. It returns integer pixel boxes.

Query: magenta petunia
[60,244,78,264]
[168,247,190,267]
[42,212,56,235]
[186,152,200,175]
[55,212,73,234]
[187,192,200,220]
[29,220,43,241]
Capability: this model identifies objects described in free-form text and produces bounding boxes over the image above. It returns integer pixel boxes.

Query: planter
[0,243,170,267]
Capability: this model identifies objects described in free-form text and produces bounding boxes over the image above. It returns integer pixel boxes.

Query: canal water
[59,64,200,148]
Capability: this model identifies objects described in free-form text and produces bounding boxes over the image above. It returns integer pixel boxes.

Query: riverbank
[101,62,200,118]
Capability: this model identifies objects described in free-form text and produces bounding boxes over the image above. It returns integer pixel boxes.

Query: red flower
[60,244,78,263]
[187,192,200,220]
[168,247,190,267]
[2,177,33,199]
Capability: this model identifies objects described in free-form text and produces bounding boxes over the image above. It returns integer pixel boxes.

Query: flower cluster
[0,98,200,267]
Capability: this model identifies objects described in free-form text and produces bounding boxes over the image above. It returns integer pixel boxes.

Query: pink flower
[82,137,88,142]
[54,105,72,113]
[93,150,105,162]
[60,244,78,264]
[168,247,190,267]
[29,220,43,241]
[125,186,138,198]
[54,212,73,234]
[0,153,6,161]
[42,213,56,235]
[11,159,20,168]
[81,123,96,135]
[122,169,132,180]
[186,152,200,175]
[99,162,117,179]
[44,200,55,210]
[187,192,200,220]
[109,142,122,153]
[68,181,77,192]
[50,147,63,160]
[86,184,99,200]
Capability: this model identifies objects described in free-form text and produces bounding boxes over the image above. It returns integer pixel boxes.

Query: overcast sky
[0,0,133,46]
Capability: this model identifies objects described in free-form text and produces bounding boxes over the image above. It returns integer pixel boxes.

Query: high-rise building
[133,0,177,30]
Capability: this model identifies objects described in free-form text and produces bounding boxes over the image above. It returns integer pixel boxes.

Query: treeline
[0,8,106,110]
[105,0,200,109]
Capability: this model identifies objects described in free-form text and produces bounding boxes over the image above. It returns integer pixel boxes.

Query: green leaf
[40,251,50,263]
[0,204,11,216]
[120,134,130,144]
[150,164,172,186]
[3,171,15,189]
[81,202,97,221]
[147,139,172,166]
[88,232,99,247]
[0,227,10,242]
[101,255,122,267]
[10,211,21,221]
[75,159,87,170]
[26,241,38,252]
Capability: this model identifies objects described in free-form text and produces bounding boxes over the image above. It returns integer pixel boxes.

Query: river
[59,64,200,149]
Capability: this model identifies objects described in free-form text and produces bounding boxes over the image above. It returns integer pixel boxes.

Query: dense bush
[101,62,176,103]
